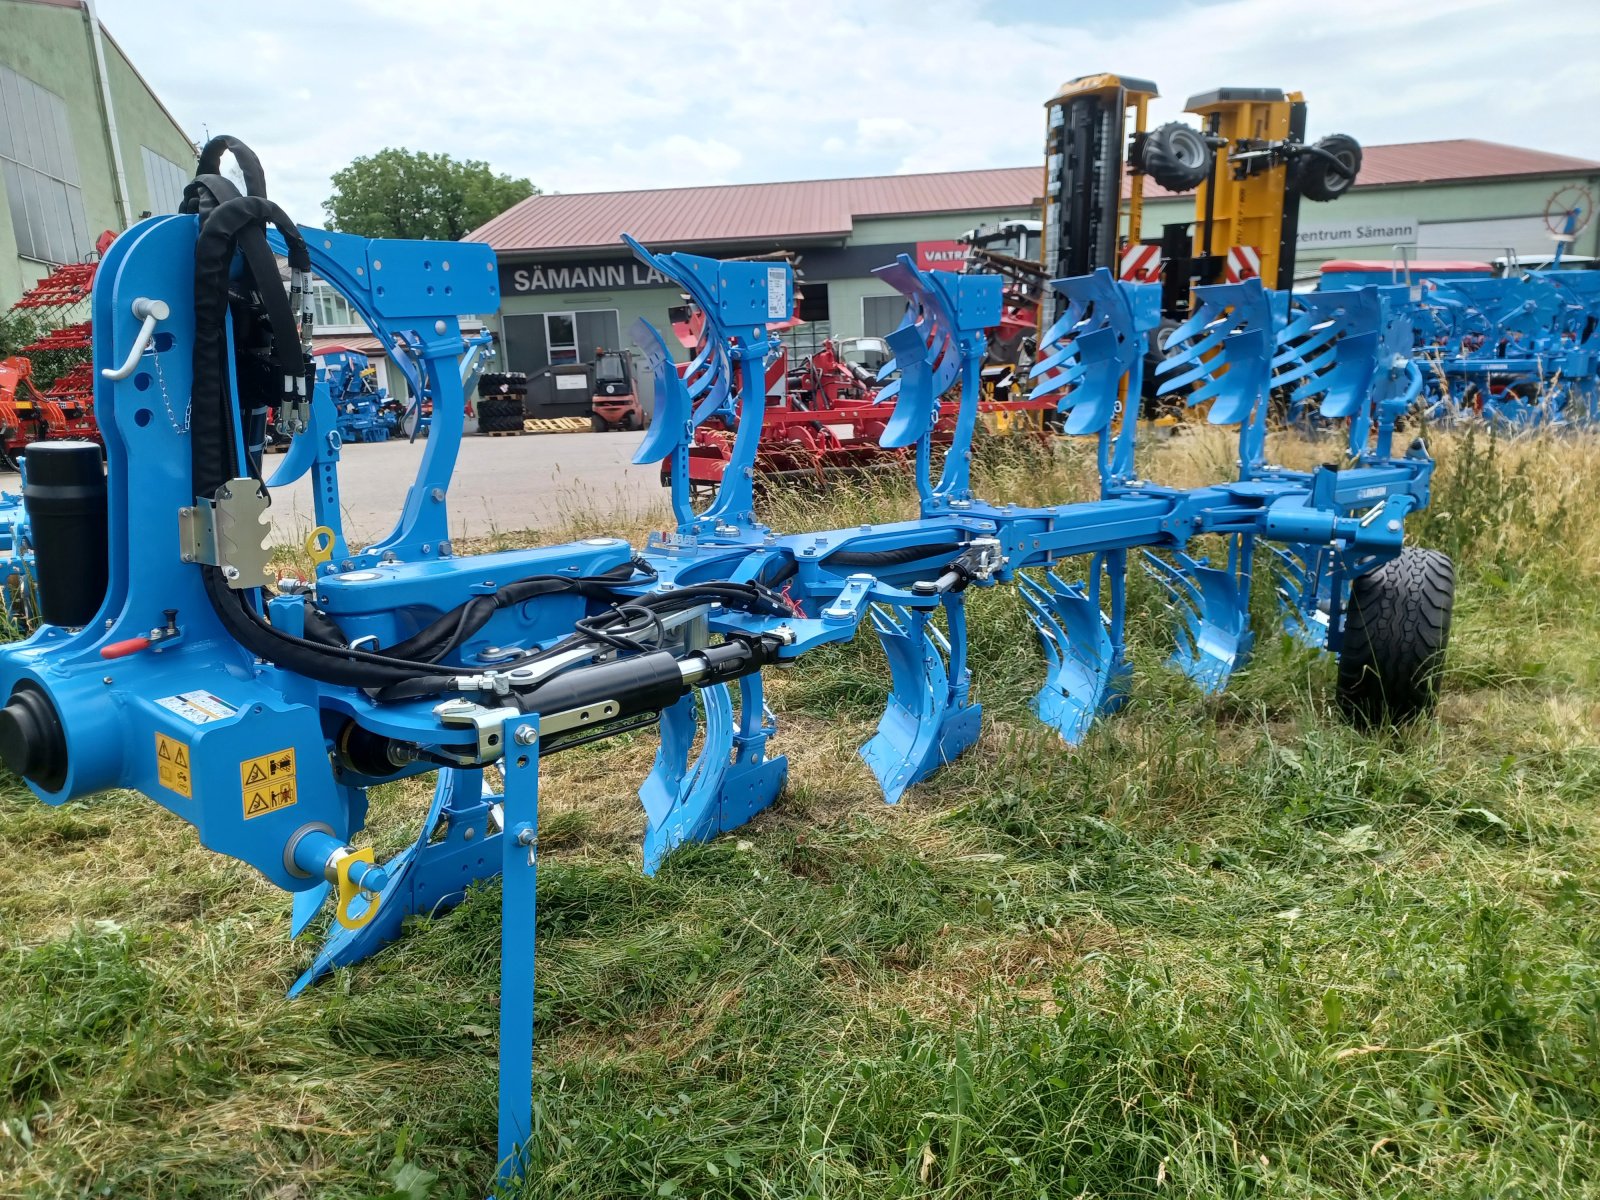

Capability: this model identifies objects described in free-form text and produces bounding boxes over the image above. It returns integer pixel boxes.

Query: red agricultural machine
[661,268,1054,496]
[0,234,115,469]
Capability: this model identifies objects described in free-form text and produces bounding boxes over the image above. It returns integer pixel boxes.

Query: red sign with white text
[915,241,968,272]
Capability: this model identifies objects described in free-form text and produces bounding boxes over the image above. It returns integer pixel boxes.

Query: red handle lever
[100,637,152,660]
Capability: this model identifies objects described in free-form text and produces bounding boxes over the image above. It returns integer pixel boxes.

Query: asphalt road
[267,429,668,546]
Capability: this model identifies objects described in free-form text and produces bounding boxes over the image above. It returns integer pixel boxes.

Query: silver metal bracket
[433,698,522,763]
[178,478,273,589]
[540,698,622,736]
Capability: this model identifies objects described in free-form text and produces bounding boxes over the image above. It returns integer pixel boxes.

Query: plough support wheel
[1336,547,1455,727]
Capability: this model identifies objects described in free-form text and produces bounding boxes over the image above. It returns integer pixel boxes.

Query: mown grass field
[3,427,1599,1199]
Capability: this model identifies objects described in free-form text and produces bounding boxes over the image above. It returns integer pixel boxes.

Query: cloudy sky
[97,0,1599,222]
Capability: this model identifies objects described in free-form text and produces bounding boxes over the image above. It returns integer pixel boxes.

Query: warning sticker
[155,690,238,725]
[155,732,192,799]
[240,747,297,819]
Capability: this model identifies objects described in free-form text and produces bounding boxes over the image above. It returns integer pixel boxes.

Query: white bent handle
[101,297,170,380]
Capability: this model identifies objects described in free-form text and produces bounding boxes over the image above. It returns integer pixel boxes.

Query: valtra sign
[915,240,968,272]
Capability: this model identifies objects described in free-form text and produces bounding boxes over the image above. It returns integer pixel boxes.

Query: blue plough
[0,141,1453,1190]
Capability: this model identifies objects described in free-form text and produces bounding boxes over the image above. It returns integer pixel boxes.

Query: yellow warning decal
[155,732,192,799]
[240,747,297,819]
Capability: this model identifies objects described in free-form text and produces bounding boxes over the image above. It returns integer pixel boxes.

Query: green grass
[5,428,1600,1198]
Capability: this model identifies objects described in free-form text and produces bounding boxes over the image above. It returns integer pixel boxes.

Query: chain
[151,343,189,433]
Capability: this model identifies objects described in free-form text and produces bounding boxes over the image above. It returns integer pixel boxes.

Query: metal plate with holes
[366,241,499,319]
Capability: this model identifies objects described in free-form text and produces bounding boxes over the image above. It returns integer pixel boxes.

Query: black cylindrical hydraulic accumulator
[24,441,109,628]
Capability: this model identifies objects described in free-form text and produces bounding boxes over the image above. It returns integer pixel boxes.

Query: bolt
[180,553,195,563]
[1387,519,1401,532]
[513,726,538,746]
[430,488,446,502]
[222,565,240,582]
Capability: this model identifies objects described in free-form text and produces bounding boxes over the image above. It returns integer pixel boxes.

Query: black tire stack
[477,372,528,434]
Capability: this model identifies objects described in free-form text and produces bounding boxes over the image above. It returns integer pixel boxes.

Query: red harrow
[0,236,114,468]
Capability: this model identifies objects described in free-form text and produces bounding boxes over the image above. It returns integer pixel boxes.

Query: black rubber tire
[1135,122,1213,192]
[1294,133,1363,203]
[591,414,607,432]
[1336,547,1454,727]
[478,396,523,433]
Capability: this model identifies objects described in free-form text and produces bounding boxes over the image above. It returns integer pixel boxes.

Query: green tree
[322,149,537,241]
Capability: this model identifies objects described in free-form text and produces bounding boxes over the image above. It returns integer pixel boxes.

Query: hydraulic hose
[824,540,962,568]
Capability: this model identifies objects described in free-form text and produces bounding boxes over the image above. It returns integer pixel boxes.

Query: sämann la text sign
[506,261,672,295]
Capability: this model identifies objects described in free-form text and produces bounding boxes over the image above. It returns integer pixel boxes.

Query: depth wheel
[1336,547,1454,727]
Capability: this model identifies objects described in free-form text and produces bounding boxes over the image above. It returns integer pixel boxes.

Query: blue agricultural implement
[1317,266,1600,428]
[0,140,1454,1189]
[1315,190,1600,430]
[313,345,399,443]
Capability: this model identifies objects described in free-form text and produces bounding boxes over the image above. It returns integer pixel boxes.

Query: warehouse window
[141,146,190,215]
[503,310,620,374]
[862,294,908,340]
[797,281,830,324]
[0,65,91,264]
[311,281,362,329]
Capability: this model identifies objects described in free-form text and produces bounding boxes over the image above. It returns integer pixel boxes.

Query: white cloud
[94,0,1600,223]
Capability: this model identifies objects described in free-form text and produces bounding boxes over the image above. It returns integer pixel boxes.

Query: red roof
[473,168,1041,253]
[474,139,1600,254]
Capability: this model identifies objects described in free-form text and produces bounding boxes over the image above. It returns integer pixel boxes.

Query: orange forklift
[589,348,644,431]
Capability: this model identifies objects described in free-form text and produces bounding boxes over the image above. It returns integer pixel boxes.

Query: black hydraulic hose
[381,559,651,664]
[190,195,309,500]
[824,541,962,568]
[179,173,242,222]
[195,135,269,197]
[205,567,458,692]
